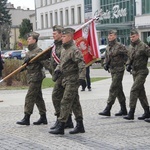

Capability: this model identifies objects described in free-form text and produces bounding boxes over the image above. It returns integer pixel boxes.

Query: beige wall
[8,8,35,49]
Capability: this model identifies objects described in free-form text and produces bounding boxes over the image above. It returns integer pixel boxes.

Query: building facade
[7,2,35,49]
[34,0,100,49]
[135,0,150,44]
[95,0,136,45]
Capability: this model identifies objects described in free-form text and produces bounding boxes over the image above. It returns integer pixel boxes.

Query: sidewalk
[1,69,150,149]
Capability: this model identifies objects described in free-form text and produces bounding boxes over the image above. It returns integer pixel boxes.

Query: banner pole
[75,15,100,32]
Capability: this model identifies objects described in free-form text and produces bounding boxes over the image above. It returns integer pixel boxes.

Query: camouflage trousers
[52,82,64,116]
[24,80,46,115]
[54,83,83,122]
[129,73,149,109]
[107,71,126,105]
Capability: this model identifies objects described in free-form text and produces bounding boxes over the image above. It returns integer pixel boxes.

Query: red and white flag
[74,19,100,65]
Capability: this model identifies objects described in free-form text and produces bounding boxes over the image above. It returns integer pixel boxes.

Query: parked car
[1,50,11,59]
[3,50,14,59]
[99,45,107,59]
[9,50,23,60]
[21,48,29,59]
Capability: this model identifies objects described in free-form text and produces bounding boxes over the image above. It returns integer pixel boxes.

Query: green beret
[62,28,75,35]
[28,32,40,39]
[130,29,138,35]
[108,29,117,35]
[53,25,64,32]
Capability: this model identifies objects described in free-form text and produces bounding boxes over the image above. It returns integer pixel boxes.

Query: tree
[0,0,12,50]
[19,19,33,39]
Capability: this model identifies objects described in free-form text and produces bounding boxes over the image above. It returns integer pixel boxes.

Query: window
[142,32,150,43]
[60,10,63,26]
[99,0,135,24]
[41,14,44,29]
[77,6,81,24]
[41,0,43,6]
[45,13,48,28]
[71,8,75,25]
[142,0,150,14]
[50,12,53,27]
[84,0,92,13]
[55,11,58,25]
[65,9,69,25]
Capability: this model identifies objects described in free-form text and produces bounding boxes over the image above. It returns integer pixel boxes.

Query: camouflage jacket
[55,40,86,85]
[104,40,127,73]
[40,40,63,82]
[126,39,150,75]
[50,41,63,74]
[25,43,45,83]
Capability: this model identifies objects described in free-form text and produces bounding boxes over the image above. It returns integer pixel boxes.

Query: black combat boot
[123,108,135,120]
[16,114,30,125]
[69,120,85,134]
[49,122,65,135]
[65,114,74,129]
[33,114,48,125]
[144,118,150,123]
[50,119,59,129]
[50,114,59,129]
[98,104,112,116]
[115,103,128,116]
[138,106,150,120]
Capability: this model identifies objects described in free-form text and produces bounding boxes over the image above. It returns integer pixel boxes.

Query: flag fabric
[51,45,60,64]
[74,19,100,65]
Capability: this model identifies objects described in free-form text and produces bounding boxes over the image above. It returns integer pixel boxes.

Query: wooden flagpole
[0,46,53,83]
[75,15,100,32]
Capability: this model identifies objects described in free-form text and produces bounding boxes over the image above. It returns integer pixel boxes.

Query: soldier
[49,27,86,135]
[16,32,47,125]
[124,29,150,120]
[48,25,74,129]
[99,29,128,117]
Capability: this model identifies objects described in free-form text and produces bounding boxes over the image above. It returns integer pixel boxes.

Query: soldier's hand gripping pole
[0,46,53,83]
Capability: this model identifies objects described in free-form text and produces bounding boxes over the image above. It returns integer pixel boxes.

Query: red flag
[74,19,100,65]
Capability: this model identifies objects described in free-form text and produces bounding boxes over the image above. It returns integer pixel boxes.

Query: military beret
[130,29,139,35]
[108,29,117,35]
[27,32,40,39]
[62,27,75,35]
[53,25,64,32]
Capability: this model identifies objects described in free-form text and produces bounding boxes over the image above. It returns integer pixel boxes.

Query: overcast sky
[7,0,35,10]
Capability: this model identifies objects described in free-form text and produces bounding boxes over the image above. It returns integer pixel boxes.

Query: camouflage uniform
[51,40,64,116]
[38,25,65,116]
[56,40,85,122]
[99,29,128,117]
[127,40,150,109]
[104,40,127,106]
[124,29,150,120]
[49,28,85,135]
[24,43,46,115]
[16,32,48,126]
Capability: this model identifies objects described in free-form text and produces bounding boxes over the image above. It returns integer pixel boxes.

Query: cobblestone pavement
[1,69,150,150]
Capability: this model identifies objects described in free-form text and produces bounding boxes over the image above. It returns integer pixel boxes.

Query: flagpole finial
[94,14,101,21]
